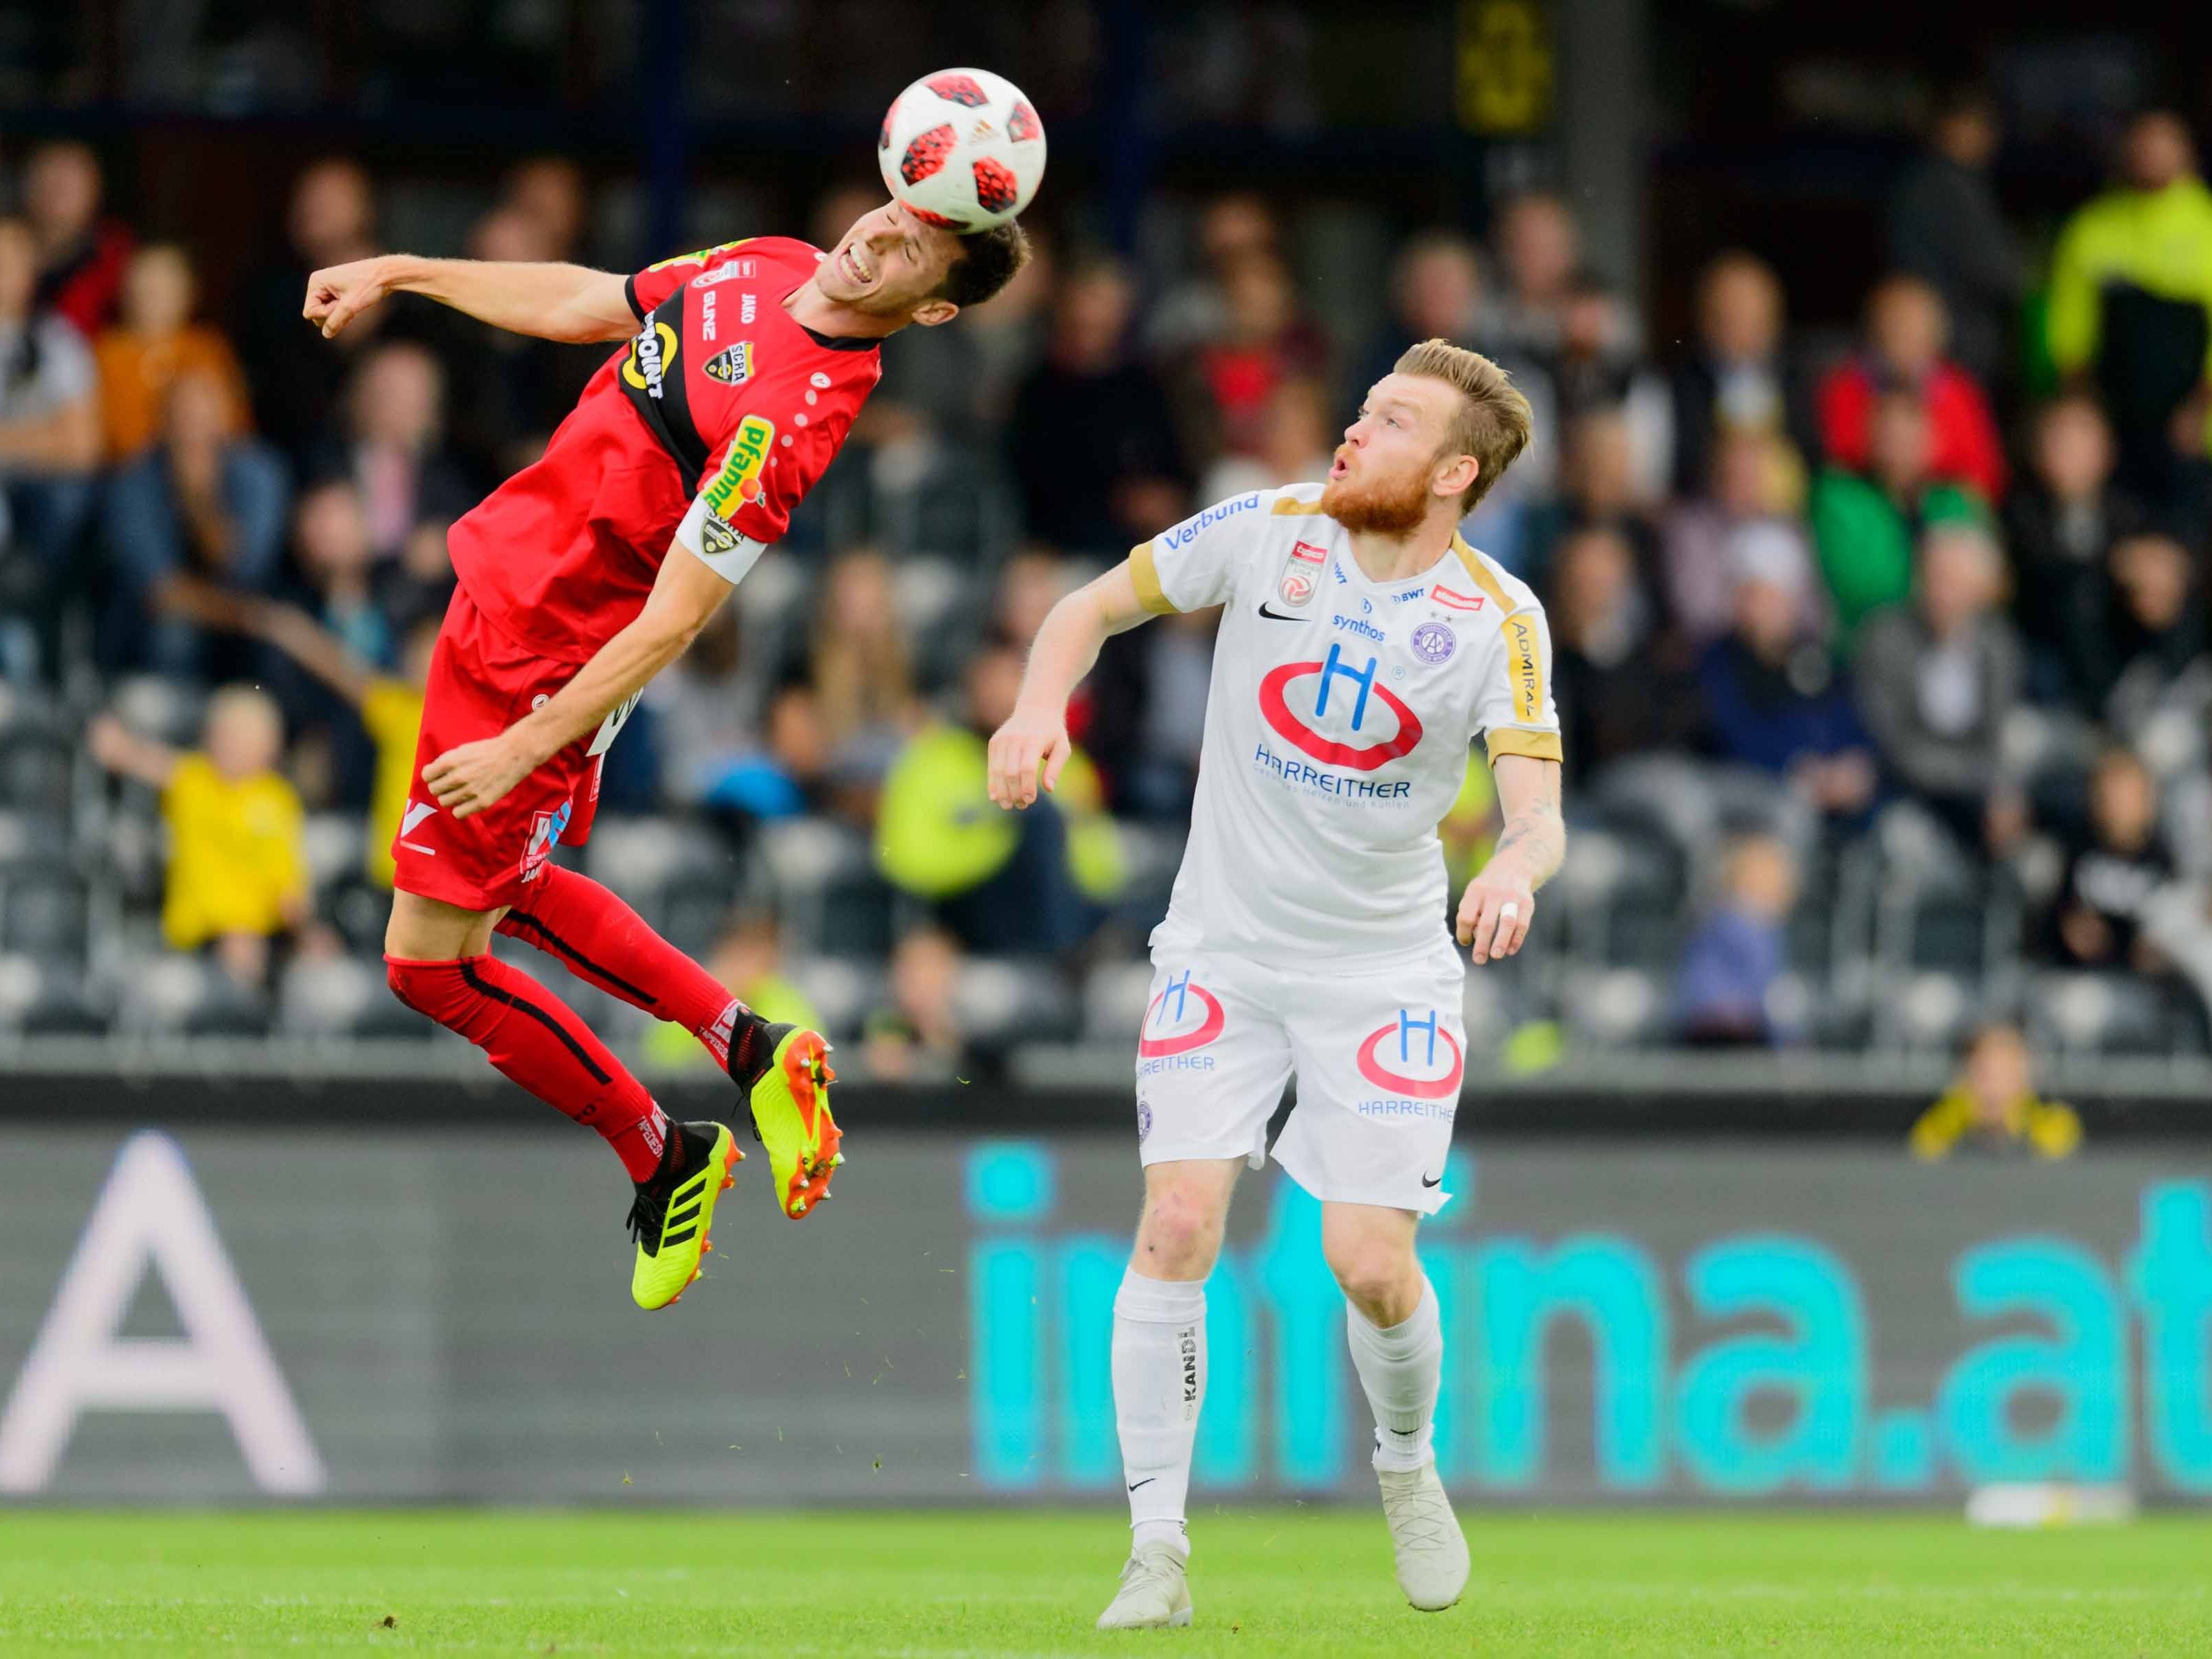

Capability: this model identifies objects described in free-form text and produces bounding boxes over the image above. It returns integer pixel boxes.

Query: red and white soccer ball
[878,68,1046,232]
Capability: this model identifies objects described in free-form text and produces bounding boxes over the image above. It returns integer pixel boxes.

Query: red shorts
[391,585,607,913]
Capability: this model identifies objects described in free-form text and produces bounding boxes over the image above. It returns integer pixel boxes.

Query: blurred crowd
[5,95,2212,1077]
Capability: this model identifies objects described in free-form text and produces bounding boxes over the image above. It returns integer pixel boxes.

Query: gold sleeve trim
[1129,543,1177,614]
[1485,728,1564,765]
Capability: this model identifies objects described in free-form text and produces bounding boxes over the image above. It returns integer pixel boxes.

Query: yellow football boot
[628,1120,741,1309]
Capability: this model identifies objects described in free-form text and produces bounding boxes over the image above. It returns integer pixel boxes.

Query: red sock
[496,867,744,1065]
[386,953,669,1181]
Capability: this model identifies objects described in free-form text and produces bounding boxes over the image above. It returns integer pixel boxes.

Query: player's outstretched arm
[1456,753,1564,966]
[303,256,635,344]
[421,534,734,820]
[988,559,1154,809]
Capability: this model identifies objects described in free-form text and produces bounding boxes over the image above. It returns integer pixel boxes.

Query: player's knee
[1326,1237,1420,1324]
[1135,1183,1227,1277]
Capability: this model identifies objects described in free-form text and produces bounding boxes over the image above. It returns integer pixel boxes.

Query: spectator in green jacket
[1810,389,1990,639]
[875,637,1124,953]
[2045,111,2212,507]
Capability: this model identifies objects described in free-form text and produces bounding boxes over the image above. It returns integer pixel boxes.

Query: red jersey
[447,236,882,663]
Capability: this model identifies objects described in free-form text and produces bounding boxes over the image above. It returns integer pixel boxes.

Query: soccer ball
[878,68,1045,232]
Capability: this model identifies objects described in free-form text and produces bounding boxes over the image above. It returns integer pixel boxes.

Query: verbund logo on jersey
[1138,971,1223,1074]
[1158,492,1261,550]
[1355,1008,1463,1119]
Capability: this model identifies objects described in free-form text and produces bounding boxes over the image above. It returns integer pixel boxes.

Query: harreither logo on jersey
[1257,641,1423,771]
[1356,1008,1465,1107]
[1138,970,1224,1074]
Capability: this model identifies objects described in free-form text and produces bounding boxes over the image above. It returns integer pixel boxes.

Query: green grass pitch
[3,1509,2207,1656]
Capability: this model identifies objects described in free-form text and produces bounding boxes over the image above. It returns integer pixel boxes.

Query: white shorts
[1132,942,1466,1215]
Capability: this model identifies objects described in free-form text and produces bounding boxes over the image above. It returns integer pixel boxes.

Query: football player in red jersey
[302,202,1029,1309]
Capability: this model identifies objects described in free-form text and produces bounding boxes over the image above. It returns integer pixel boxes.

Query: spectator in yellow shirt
[1909,1021,2082,1161]
[88,686,310,988]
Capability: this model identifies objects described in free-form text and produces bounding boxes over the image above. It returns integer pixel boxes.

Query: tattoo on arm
[1491,803,1566,888]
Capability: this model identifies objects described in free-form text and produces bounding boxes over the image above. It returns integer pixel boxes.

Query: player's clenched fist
[422,735,536,821]
[302,256,397,340]
[986,705,1071,809]
[1456,868,1535,966]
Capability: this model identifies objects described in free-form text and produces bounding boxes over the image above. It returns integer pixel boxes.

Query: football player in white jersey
[988,340,1565,1629]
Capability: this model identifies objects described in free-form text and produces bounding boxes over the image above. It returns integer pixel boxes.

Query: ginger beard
[1318,447,1447,536]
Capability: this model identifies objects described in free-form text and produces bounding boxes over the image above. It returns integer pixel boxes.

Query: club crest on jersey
[1137,970,1225,1058]
[621,321,677,400]
[702,341,755,385]
[1410,620,1456,664]
[1277,538,1327,606]
[1356,1008,1464,1100]
[704,414,776,517]
[519,799,573,883]
[1257,642,1423,771]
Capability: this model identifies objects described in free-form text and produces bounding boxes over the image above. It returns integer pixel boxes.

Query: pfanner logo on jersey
[1257,642,1423,770]
[1356,1007,1465,1114]
[703,415,776,518]
[1137,970,1224,1074]
[621,321,678,400]
[1159,493,1260,550]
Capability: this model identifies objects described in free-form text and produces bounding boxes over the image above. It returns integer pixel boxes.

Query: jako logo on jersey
[702,341,755,385]
[1159,493,1261,550]
[704,414,776,517]
[621,321,677,400]
[1258,643,1423,770]
[1357,1008,1464,1099]
[1137,971,1225,1057]
[519,799,573,883]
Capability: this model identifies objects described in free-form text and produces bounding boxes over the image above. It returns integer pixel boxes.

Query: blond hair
[1392,339,1533,510]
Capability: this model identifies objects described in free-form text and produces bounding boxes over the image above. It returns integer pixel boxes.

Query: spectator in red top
[23,142,133,338]
[1817,274,2007,501]
[1192,251,1330,459]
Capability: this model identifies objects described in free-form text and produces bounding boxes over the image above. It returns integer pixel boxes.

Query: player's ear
[910,297,959,328]
[1435,452,1479,498]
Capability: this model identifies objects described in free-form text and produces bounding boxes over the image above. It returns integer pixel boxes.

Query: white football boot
[1376,1461,1470,1611]
[1096,1541,1194,1629]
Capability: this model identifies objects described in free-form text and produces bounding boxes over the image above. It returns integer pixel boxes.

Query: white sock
[1348,1277,1441,1473]
[1113,1267,1204,1559]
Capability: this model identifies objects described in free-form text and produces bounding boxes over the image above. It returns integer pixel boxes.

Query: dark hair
[935,221,1032,310]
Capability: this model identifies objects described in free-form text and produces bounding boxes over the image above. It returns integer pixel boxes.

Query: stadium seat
[1082,959,1156,1043]
[1555,823,1685,970]
[277,955,435,1040]
[113,953,271,1038]
[953,957,1078,1049]
[0,874,93,966]
[786,956,883,1037]
[2025,971,2173,1057]
[0,729,72,813]
[0,952,106,1035]
[0,809,71,881]
[111,673,206,745]
[303,812,365,895]
[1869,969,1977,1052]
[1555,965,1669,1048]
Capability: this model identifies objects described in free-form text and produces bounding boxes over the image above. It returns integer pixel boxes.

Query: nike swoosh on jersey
[1256,602,1304,621]
[1420,1172,1443,1188]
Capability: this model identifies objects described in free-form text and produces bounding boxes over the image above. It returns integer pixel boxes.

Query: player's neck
[784,279,906,341]
[1344,516,1458,585]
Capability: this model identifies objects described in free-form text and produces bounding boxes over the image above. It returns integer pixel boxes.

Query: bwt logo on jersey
[1137,971,1224,1074]
[702,341,755,384]
[1355,1008,1465,1112]
[519,799,573,883]
[1258,642,1423,770]
[704,415,776,517]
[1159,493,1260,550]
[621,321,678,400]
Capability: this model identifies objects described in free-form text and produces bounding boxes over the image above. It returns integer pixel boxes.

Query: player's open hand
[986,705,1071,809]
[423,736,534,821]
[303,256,395,340]
[1456,865,1535,966]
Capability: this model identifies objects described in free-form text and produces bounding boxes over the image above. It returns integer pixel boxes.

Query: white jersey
[1132,485,1560,966]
